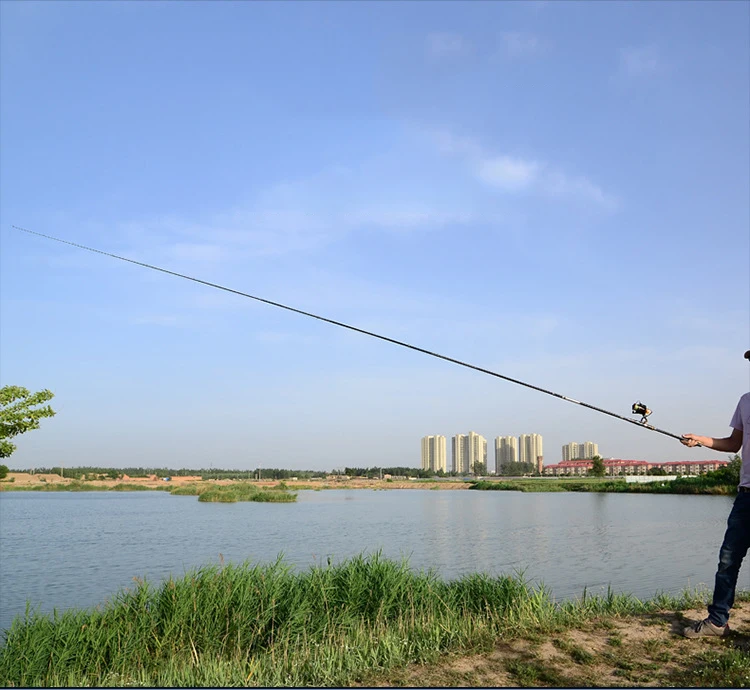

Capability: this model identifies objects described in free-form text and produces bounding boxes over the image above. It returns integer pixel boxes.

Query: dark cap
[745,350,750,360]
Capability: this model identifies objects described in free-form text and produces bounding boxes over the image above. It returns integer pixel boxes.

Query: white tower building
[452,431,487,474]
[421,435,447,473]
[519,433,543,466]
[494,436,518,473]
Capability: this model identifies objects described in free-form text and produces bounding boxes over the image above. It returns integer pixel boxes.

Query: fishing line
[14,224,687,442]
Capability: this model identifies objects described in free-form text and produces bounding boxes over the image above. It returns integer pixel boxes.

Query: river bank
[1,473,739,496]
[1,553,747,687]
[0,475,297,502]
[0,473,472,493]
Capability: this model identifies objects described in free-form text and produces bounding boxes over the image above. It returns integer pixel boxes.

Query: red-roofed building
[542,458,728,477]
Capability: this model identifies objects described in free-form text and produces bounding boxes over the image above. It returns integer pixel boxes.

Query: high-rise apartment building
[420,435,447,473]
[562,441,599,461]
[452,431,487,474]
[494,436,518,473]
[519,433,543,466]
[452,435,466,473]
[581,441,598,459]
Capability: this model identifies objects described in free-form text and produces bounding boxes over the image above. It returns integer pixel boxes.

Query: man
[680,349,750,637]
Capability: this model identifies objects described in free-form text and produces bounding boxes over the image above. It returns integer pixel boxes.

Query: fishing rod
[14,224,686,442]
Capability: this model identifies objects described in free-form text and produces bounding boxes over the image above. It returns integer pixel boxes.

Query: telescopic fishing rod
[14,224,687,442]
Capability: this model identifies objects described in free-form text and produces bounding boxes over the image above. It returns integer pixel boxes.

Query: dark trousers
[708,492,750,627]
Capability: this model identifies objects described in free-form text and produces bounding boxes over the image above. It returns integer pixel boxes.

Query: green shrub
[170,485,201,496]
[198,489,238,503]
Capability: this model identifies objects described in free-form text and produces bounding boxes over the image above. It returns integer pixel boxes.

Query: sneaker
[682,618,729,638]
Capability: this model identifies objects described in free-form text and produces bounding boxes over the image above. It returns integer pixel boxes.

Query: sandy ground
[6,472,70,484]
[367,603,750,687]
[1,473,471,491]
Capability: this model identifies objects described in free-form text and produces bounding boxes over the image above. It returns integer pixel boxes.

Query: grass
[674,647,750,686]
[505,658,568,687]
[470,478,628,493]
[0,552,726,688]
[169,485,201,496]
[552,637,595,664]
[109,482,170,492]
[0,480,296,503]
[0,481,166,493]
[192,483,297,503]
[0,480,104,492]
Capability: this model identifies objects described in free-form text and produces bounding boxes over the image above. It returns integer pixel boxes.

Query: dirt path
[370,603,750,687]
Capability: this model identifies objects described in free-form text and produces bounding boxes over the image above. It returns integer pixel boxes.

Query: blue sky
[1,0,748,471]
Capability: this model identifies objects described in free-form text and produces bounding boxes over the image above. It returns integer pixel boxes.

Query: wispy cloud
[340,207,473,230]
[426,32,469,58]
[109,121,615,277]
[620,44,665,78]
[114,189,476,269]
[429,129,619,210]
[500,32,545,58]
[541,170,618,209]
[476,156,541,191]
[432,130,483,158]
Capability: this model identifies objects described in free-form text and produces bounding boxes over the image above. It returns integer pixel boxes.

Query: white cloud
[426,32,469,58]
[431,130,483,158]
[116,199,475,267]
[620,45,664,78]
[431,128,619,210]
[110,124,616,277]
[501,32,543,58]
[476,156,541,191]
[541,171,619,210]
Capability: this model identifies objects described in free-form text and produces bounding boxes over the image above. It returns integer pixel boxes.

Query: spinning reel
[631,401,652,424]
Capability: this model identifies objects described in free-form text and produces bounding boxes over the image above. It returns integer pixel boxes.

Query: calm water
[0,489,745,633]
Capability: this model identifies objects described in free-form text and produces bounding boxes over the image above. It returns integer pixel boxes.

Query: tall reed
[0,552,710,687]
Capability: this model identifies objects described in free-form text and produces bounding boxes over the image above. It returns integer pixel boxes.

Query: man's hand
[681,429,742,451]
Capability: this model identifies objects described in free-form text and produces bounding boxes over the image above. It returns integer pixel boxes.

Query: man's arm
[681,427,743,452]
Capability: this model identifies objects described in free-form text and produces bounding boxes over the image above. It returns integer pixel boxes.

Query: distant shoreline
[0,473,473,492]
[0,473,738,495]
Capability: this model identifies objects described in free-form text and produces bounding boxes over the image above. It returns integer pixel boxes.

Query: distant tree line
[343,463,544,478]
[11,466,332,480]
[496,461,537,476]
[343,466,436,479]
[200,468,329,480]
[16,466,191,479]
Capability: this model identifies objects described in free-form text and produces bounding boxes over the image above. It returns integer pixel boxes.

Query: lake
[0,489,745,634]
